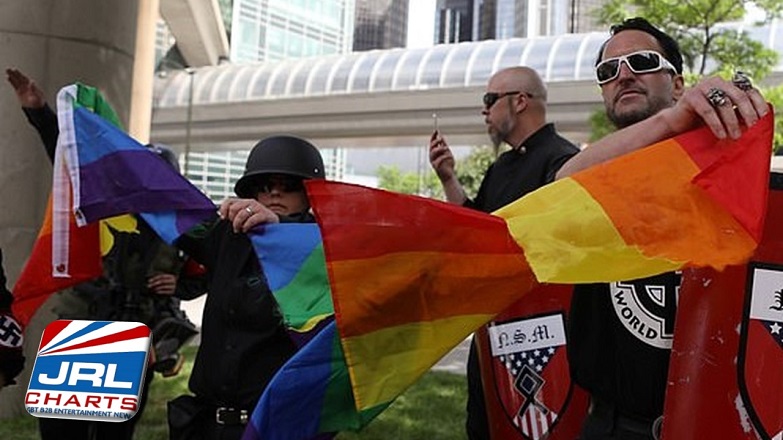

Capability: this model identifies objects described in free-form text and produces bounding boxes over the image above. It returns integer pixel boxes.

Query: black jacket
[177,220,300,409]
[0,248,24,385]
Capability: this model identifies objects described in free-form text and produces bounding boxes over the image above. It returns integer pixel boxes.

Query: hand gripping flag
[244,110,773,440]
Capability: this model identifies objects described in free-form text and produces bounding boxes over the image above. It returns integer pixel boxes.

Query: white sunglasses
[595,50,677,85]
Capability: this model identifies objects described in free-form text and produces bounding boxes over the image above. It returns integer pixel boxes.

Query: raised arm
[556,75,768,179]
[6,68,58,162]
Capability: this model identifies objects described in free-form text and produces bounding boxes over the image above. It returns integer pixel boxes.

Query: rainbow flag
[245,110,773,439]
[12,84,127,325]
[249,223,334,346]
[54,84,216,242]
[12,194,101,326]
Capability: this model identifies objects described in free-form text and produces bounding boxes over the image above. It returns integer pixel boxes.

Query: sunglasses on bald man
[595,50,677,85]
[482,91,535,109]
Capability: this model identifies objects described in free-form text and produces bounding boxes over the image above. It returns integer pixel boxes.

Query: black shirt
[569,272,681,421]
[465,123,579,212]
[176,220,299,410]
[0,248,24,385]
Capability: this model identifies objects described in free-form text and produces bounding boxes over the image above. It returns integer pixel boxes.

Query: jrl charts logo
[26,320,150,422]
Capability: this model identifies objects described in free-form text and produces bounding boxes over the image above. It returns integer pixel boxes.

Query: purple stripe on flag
[77,151,213,222]
[140,210,216,244]
[242,318,336,440]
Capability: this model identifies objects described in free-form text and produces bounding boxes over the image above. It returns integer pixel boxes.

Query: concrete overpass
[150,20,783,152]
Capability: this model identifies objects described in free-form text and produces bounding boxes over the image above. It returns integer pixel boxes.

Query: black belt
[590,398,662,439]
[215,407,249,425]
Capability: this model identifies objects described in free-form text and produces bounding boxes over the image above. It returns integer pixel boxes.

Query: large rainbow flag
[49,79,774,440]
[244,110,773,439]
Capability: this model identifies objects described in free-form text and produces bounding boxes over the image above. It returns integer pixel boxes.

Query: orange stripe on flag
[330,252,536,337]
[13,195,102,326]
[572,138,756,270]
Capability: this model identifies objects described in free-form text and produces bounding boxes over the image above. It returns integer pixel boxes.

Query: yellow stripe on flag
[343,314,493,410]
[496,177,682,282]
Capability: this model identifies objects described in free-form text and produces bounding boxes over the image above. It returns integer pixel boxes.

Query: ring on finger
[706,87,729,107]
[732,71,753,92]
[245,206,254,215]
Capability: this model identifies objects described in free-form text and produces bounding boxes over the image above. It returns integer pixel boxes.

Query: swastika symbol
[0,315,23,348]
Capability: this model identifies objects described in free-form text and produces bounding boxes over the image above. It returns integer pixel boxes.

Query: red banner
[477,284,589,440]
[663,173,783,439]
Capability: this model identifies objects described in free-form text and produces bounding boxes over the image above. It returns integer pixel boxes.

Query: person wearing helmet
[167,135,326,440]
[223,135,324,230]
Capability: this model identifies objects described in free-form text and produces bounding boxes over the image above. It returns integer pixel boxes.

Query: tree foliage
[455,145,500,199]
[589,0,783,151]
[376,165,444,199]
[376,145,502,200]
[764,85,783,152]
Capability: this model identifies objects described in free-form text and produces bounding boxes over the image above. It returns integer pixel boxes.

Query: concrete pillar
[129,0,159,143]
[0,0,140,417]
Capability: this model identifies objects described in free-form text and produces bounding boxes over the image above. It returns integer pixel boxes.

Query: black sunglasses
[255,176,305,194]
[482,91,528,109]
[595,50,677,85]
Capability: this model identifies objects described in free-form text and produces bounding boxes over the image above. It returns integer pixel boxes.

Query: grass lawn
[0,345,468,440]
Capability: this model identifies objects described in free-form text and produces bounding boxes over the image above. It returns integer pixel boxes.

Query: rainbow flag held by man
[244,110,773,439]
[52,78,773,440]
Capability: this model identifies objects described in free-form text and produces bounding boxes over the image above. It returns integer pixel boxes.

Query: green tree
[594,0,781,78]
[765,85,783,151]
[589,0,783,150]
[376,145,503,201]
[376,165,444,199]
[453,145,498,199]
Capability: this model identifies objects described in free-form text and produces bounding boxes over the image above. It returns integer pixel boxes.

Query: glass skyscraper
[172,0,356,201]
[230,0,355,63]
[437,0,606,43]
[353,0,408,51]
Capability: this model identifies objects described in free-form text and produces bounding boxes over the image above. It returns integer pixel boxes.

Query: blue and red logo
[26,320,150,422]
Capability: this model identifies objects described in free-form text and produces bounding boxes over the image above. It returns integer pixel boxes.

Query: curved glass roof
[156,19,782,108]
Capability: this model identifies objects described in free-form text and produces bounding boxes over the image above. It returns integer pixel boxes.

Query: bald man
[429,66,579,440]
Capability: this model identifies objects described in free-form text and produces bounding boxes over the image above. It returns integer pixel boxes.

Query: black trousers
[578,398,661,440]
[465,337,490,440]
[38,370,154,440]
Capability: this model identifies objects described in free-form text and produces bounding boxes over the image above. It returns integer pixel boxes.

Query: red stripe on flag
[13,198,102,326]
[679,110,774,241]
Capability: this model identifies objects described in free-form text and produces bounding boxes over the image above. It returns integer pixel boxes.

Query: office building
[354,0,408,51]
[173,0,357,201]
[230,0,355,63]
[437,0,606,42]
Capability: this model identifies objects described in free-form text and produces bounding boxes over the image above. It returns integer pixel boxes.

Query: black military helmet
[147,143,180,173]
[234,135,324,198]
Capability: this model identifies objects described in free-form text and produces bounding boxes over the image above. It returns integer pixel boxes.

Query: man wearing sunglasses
[556,17,768,440]
[429,66,580,440]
